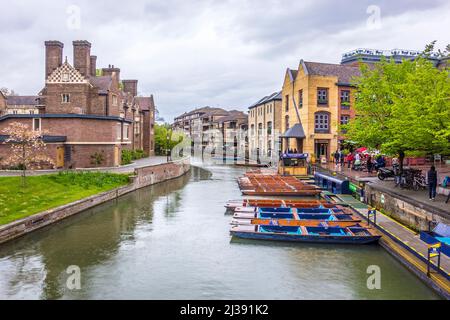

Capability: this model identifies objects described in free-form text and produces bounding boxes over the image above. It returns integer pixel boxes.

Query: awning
[281,123,305,138]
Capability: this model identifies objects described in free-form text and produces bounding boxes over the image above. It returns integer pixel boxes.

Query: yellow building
[281,60,359,162]
[248,92,282,162]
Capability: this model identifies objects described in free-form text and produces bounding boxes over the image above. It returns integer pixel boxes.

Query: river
[0,165,440,299]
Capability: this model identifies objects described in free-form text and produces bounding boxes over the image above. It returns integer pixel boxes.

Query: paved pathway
[0,156,168,176]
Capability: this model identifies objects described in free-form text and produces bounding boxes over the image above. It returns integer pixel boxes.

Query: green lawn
[0,171,130,225]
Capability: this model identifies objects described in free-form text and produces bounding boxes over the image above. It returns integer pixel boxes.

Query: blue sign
[282,153,309,159]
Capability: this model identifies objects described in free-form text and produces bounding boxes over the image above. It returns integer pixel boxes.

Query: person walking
[427,166,438,200]
[367,155,373,173]
[340,152,345,167]
[347,153,354,169]
[334,150,341,168]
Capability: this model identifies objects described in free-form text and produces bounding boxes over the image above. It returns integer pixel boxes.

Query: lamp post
[166,131,170,163]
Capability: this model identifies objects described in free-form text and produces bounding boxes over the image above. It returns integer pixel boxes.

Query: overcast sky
[1,0,449,122]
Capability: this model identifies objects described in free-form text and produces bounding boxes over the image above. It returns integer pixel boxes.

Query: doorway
[56,146,65,168]
[315,140,329,161]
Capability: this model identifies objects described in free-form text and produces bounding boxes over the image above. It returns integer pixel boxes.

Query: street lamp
[166,131,170,163]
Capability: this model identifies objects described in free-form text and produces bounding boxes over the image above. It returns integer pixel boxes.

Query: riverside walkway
[0,156,167,176]
[335,193,450,299]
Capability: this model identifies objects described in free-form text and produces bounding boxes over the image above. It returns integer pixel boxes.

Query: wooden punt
[230,224,381,244]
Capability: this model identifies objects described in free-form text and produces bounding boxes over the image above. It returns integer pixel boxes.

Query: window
[267,121,272,135]
[317,88,328,105]
[112,95,118,107]
[285,115,289,131]
[298,89,303,108]
[314,112,330,133]
[285,95,289,111]
[124,124,129,140]
[117,124,122,140]
[258,123,262,136]
[62,94,70,103]
[340,90,350,109]
[33,118,41,131]
[340,115,350,125]
[250,124,255,136]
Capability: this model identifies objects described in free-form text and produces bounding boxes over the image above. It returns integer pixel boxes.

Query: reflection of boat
[230,224,380,244]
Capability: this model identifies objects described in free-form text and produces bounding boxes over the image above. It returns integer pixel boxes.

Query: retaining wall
[0,158,191,244]
[365,183,450,231]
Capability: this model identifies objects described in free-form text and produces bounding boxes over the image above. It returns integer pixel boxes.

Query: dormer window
[62,94,70,103]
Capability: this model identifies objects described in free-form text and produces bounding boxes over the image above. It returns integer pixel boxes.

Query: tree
[1,122,54,186]
[343,42,450,171]
[154,123,184,156]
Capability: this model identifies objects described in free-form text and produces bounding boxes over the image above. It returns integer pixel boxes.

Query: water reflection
[0,165,440,300]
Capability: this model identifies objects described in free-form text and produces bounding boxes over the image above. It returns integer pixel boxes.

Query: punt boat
[230,224,380,244]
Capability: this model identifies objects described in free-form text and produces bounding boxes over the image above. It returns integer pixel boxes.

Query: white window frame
[62,94,70,103]
[33,118,41,132]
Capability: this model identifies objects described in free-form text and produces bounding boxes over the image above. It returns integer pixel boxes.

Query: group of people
[333,150,386,173]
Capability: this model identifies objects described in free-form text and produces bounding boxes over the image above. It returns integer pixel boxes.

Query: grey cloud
[0,0,448,121]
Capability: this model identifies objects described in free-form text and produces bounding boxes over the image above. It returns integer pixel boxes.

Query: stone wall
[0,158,191,245]
[364,183,450,231]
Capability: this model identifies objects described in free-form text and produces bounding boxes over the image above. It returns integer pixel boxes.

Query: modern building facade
[280,60,359,162]
[248,92,282,161]
[0,40,155,169]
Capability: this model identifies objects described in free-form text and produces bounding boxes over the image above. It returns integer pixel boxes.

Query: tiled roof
[213,111,247,123]
[6,96,39,106]
[302,61,361,85]
[89,76,112,93]
[135,96,154,111]
[249,91,281,109]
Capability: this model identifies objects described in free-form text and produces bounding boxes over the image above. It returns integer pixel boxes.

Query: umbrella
[355,147,367,153]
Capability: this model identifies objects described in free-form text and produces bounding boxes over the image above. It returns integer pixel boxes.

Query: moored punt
[224,199,333,213]
[230,224,381,244]
[233,207,359,220]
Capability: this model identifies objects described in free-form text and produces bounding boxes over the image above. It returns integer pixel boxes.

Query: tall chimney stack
[45,41,64,79]
[122,80,138,97]
[73,40,91,78]
[102,66,121,82]
[90,55,97,76]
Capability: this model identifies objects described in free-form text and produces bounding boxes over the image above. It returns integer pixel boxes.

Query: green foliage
[0,172,130,225]
[154,123,185,156]
[96,69,103,76]
[121,150,133,165]
[90,151,105,166]
[121,149,146,165]
[343,42,450,162]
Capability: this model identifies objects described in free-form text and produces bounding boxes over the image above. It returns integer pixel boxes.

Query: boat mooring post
[367,208,377,226]
[427,243,441,277]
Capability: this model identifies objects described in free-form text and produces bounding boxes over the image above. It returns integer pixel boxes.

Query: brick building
[280,60,360,162]
[0,40,155,168]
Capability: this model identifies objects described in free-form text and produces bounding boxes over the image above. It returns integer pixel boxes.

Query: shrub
[121,150,133,165]
[90,151,105,166]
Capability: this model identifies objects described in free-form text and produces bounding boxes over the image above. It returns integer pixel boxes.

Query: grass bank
[0,171,130,225]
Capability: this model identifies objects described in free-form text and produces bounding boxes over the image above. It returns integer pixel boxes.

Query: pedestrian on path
[367,155,373,173]
[346,153,354,169]
[427,165,437,200]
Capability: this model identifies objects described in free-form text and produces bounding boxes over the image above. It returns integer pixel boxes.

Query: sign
[380,194,385,204]
[282,153,308,159]
[349,183,358,193]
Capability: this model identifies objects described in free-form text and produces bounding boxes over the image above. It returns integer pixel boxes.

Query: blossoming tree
[1,122,54,186]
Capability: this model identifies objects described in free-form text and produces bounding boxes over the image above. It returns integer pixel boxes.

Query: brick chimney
[73,40,91,78]
[102,65,121,82]
[122,80,138,97]
[45,41,64,79]
[90,55,97,76]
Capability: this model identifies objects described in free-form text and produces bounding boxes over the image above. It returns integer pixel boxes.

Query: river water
[0,165,440,299]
